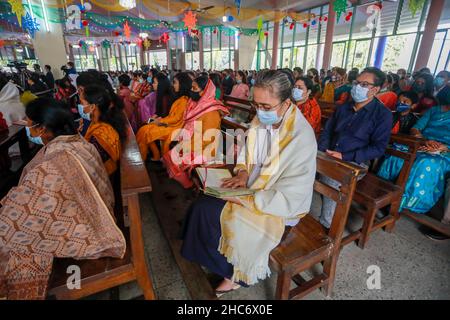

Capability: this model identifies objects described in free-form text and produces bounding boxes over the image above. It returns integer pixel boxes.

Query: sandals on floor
[215,284,241,298]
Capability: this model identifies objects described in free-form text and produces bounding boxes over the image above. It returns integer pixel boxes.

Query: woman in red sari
[293,76,322,134]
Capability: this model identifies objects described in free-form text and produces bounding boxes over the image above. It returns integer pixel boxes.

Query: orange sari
[85,122,121,175]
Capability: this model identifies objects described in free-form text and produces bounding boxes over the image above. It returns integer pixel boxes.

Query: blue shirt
[318,98,392,164]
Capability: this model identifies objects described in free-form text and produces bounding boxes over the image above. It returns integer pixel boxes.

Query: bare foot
[215,278,238,292]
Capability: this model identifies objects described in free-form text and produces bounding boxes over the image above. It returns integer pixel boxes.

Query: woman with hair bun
[79,84,127,175]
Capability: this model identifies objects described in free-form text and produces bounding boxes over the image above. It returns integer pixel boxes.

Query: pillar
[199,31,204,71]
[322,1,336,70]
[271,11,282,70]
[374,36,387,69]
[414,0,445,71]
[32,22,68,79]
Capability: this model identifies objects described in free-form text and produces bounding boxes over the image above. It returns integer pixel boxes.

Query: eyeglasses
[353,80,375,88]
[249,100,284,111]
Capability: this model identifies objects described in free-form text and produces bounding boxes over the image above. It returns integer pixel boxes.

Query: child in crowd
[391,91,420,134]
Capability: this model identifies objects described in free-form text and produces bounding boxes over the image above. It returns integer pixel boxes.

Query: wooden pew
[270,151,365,299]
[47,122,156,300]
[341,134,421,248]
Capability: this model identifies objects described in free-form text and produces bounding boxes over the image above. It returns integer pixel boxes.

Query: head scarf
[183,79,229,136]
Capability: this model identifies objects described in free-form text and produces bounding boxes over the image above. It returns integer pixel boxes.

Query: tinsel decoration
[143,38,151,50]
[333,0,347,22]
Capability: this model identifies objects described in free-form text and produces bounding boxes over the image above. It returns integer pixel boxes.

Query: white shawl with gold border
[219,104,317,285]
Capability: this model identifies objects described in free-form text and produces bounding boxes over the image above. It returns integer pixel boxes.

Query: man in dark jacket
[44,65,55,89]
[221,69,234,96]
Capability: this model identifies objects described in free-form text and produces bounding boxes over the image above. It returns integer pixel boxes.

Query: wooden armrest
[390,134,422,150]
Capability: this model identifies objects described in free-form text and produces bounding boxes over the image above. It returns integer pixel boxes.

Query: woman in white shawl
[181,70,317,296]
[0,74,25,126]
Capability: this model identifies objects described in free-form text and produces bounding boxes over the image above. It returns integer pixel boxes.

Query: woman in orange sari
[137,72,192,161]
[79,85,127,175]
[165,76,230,188]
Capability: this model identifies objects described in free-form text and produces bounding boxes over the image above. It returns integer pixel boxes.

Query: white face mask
[351,84,370,103]
[292,87,304,101]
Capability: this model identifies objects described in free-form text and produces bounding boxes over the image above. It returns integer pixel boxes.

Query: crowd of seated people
[0,59,448,299]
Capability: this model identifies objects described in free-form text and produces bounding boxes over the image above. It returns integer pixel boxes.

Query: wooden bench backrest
[119,121,152,266]
[315,151,366,242]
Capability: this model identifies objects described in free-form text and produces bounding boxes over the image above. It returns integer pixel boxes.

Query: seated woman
[292,76,322,135]
[79,85,127,176]
[229,71,249,100]
[378,74,401,111]
[209,73,223,100]
[165,76,229,188]
[180,70,317,295]
[378,96,450,214]
[0,98,125,299]
[136,72,192,161]
[307,68,322,100]
[411,72,438,114]
[117,74,137,131]
[320,67,350,105]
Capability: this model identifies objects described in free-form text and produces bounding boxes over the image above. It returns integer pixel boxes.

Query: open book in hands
[195,167,254,198]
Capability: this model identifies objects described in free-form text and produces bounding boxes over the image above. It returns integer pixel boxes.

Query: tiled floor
[105,188,450,300]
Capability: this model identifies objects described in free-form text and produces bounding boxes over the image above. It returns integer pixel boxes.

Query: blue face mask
[434,76,445,88]
[257,108,281,126]
[251,79,256,86]
[147,77,153,84]
[236,79,242,84]
[292,87,304,102]
[26,126,44,145]
[396,102,411,113]
[78,104,91,121]
[351,84,370,103]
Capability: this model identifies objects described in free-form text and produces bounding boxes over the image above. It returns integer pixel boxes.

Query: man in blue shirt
[318,67,392,229]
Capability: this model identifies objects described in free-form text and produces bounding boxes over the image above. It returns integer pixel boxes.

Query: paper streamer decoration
[235,0,241,16]
[183,10,197,33]
[7,0,25,27]
[409,0,425,18]
[124,20,131,38]
[257,16,264,42]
